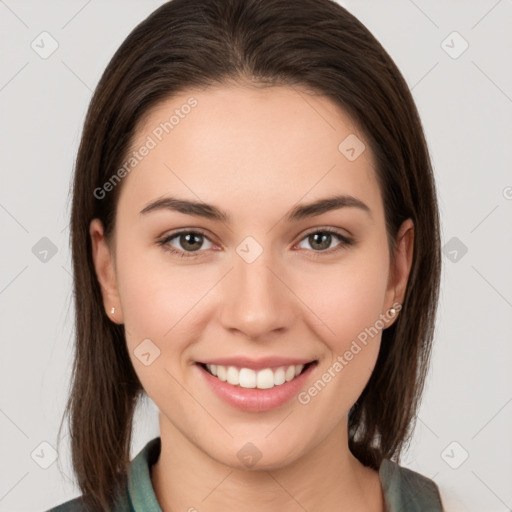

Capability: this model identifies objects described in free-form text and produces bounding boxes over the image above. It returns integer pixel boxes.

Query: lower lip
[196,362,317,412]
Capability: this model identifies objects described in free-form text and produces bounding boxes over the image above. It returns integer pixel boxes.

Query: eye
[158,227,354,260]
[158,230,214,258]
[295,228,353,256]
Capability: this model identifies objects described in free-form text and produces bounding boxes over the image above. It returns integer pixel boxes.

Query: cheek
[116,236,213,336]
[298,257,389,349]
[293,255,389,405]
[115,249,212,396]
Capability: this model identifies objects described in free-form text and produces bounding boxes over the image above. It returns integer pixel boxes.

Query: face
[91,84,413,470]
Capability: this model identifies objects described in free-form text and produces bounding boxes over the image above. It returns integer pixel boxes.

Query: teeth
[227,366,240,385]
[240,368,256,388]
[205,363,306,389]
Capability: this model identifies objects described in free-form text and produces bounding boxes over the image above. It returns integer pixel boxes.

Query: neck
[151,414,384,512]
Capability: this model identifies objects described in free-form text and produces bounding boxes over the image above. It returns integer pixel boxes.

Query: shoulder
[43,496,89,512]
[42,437,161,512]
[379,459,444,511]
[43,492,132,512]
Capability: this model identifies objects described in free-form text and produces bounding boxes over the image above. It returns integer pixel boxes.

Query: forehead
[118,85,383,224]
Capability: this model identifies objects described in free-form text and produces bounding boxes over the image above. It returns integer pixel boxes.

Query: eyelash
[157,227,354,260]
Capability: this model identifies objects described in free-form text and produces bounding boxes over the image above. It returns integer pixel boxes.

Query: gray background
[1,0,511,510]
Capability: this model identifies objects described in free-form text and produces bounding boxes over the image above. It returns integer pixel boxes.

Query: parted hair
[58,0,442,509]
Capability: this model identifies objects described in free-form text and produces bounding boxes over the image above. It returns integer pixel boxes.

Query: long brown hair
[58,0,442,509]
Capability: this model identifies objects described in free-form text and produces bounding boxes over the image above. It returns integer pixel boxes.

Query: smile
[202,362,315,389]
[195,359,318,412]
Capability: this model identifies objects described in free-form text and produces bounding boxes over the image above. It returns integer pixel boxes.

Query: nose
[218,249,298,341]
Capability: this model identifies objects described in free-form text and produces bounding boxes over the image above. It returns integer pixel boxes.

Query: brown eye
[159,230,214,258]
[296,229,353,255]
[176,232,204,252]
[307,232,335,251]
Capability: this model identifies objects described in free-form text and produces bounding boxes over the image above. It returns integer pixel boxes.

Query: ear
[384,218,414,327]
[89,218,124,324]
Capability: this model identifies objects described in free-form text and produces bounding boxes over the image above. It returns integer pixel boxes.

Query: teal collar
[125,437,443,512]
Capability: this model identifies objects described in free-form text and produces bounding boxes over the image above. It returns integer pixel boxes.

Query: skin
[90,84,414,512]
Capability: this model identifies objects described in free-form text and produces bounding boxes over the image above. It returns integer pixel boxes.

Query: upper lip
[197,356,317,371]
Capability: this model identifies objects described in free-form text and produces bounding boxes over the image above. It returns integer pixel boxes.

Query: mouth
[196,360,318,390]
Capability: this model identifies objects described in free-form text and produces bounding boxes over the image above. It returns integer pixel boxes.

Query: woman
[46,0,443,510]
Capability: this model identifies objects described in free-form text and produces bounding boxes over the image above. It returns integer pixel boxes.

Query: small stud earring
[110,307,115,315]
[389,303,402,317]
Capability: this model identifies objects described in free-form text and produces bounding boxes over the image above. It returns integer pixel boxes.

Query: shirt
[45,436,444,511]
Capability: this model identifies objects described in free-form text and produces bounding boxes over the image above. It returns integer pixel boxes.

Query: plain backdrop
[1,1,511,511]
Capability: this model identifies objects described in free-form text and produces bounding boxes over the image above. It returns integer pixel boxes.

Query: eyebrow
[139,194,373,223]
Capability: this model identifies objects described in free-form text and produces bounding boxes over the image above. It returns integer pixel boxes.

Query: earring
[389,303,401,316]
[110,307,116,315]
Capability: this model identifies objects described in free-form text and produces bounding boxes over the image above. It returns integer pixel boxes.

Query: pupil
[182,233,202,251]
[311,232,331,250]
